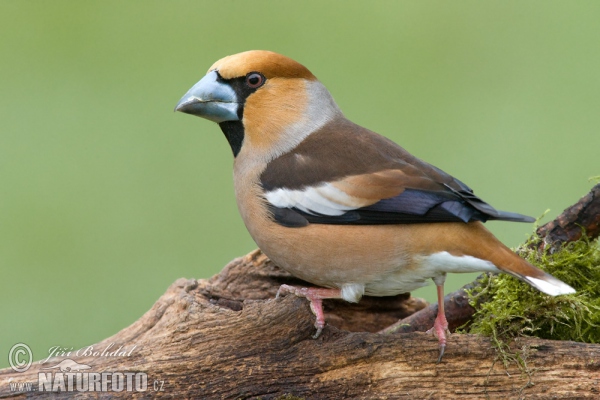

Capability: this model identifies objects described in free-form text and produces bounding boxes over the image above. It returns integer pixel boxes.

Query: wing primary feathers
[441,183,535,223]
[492,210,536,223]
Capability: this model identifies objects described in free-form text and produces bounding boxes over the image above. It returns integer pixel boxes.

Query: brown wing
[261,117,534,227]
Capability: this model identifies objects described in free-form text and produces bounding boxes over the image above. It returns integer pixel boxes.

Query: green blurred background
[1,1,599,368]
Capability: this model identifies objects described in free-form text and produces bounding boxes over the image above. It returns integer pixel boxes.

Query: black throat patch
[218,121,245,157]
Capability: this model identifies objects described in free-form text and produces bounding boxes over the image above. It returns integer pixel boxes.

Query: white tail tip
[525,275,576,296]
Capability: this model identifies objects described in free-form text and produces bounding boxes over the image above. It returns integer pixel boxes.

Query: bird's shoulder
[260,117,457,192]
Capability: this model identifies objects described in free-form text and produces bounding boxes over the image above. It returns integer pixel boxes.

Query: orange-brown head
[208,50,316,81]
[175,50,341,160]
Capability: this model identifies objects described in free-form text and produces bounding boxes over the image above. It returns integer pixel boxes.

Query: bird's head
[175,50,341,160]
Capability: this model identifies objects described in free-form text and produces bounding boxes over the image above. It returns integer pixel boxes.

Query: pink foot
[426,310,450,363]
[276,284,341,338]
[426,282,451,363]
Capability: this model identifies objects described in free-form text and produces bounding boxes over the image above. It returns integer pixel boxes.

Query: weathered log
[1,185,599,399]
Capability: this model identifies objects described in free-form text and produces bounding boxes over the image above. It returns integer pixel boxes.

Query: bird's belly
[258,228,446,297]
[363,271,436,296]
[250,220,502,297]
[252,222,416,290]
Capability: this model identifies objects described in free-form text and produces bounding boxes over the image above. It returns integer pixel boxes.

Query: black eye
[245,72,265,89]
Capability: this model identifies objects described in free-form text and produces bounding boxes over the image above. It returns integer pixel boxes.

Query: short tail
[462,222,575,296]
[495,251,575,296]
[517,269,576,296]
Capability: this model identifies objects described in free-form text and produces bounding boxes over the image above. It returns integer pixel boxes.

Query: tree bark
[1,185,599,399]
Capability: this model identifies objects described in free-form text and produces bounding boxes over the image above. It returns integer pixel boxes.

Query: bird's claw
[437,344,446,364]
[312,327,323,339]
[275,285,341,340]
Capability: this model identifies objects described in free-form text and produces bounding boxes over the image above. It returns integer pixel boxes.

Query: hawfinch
[175,50,575,360]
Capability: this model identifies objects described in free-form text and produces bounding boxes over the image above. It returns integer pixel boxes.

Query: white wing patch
[265,183,370,216]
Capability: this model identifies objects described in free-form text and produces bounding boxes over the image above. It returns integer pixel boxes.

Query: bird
[175,50,575,361]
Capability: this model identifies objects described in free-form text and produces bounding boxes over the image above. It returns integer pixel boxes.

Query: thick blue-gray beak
[175,71,240,123]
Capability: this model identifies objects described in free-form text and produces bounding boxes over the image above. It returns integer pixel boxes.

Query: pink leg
[426,283,450,363]
[276,284,342,338]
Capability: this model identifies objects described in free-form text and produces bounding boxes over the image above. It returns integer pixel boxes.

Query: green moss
[464,235,600,344]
